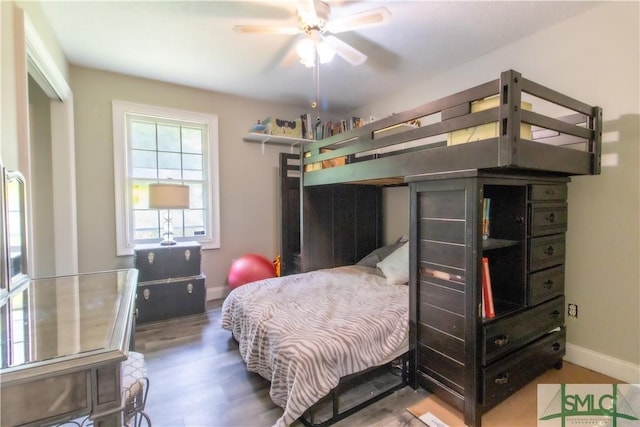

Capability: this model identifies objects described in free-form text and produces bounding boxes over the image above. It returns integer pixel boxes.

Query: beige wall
[70,66,308,297]
[28,75,56,276]
[1,1,19,167]
[2,1,69,166]
[359,2,640,377]
[15,1,68,81]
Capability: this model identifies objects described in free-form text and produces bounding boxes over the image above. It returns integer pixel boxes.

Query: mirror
[4,170,28,288]
[0,165,6,296]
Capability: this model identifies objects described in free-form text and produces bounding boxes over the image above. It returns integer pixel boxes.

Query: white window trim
[112,100,221,256]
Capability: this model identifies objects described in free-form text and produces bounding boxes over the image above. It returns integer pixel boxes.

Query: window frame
[112,100,220,256]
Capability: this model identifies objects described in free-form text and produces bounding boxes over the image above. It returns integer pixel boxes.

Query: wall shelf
[243,132,311,147]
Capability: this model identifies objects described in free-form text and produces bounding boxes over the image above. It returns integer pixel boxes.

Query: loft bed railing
[301,70,602,187]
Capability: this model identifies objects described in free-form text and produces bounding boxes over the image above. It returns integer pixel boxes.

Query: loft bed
[300,69,601,189]
[291,69,601,426]
[298,68,601,274]
[228,70,601,427]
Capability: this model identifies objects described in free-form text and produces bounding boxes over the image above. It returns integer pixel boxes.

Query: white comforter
[221,265,408,427]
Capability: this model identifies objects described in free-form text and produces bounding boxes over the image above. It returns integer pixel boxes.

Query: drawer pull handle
[545,189,557,196]
[551,343,561,352]
[549,310,561,319]
[187,283,194,294]
[494,335,509,346]
[544,246,555,256]
[545,213,556,223]
[543,280,555,289]
[143,288,151,300]
[495,373,509,385]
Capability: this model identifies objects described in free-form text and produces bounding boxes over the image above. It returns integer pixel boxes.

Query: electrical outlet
[369,115,376,123]
[568,303,578,318]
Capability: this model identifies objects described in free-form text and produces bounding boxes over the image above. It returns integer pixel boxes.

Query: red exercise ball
[228,253,277,290]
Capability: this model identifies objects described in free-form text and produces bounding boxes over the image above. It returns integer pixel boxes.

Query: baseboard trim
[565,343,640,383]
[207,286,228,301]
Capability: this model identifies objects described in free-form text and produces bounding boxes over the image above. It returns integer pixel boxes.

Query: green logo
[539,384,640,427]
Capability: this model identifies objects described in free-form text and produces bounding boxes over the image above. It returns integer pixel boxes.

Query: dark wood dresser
[408,170,568,426]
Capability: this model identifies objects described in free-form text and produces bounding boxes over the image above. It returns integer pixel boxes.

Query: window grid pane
[127,116,208,244]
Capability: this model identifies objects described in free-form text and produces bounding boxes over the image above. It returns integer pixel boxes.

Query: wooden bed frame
[280,69,601,426]
[300,69,600,189]
[299,354,409,427]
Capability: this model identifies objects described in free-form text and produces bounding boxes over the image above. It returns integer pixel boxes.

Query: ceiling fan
[233,1,391,67]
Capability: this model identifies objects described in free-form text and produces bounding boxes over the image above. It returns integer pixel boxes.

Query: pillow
[376,241,409,285]
[356,237,407,268]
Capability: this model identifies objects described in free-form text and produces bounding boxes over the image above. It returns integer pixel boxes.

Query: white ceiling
[40,1,599,114]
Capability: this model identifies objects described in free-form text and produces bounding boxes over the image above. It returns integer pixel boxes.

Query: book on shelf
[300,113,313,140]
[303,115,364,141]
[482,198,491,240]
[482,256,496,318]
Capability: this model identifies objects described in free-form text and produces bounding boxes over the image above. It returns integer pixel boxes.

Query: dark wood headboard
[279,153,383,274]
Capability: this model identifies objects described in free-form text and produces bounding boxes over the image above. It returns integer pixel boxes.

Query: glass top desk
[0,269,138,426]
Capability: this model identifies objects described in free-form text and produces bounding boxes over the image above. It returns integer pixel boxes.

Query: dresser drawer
[482,296,564,365]
[530,202,567,237]
[135,243,201,282]
[529,234,565,272]
[482,328,565,408]
[136,275,206,324]
[530,184,567,201]
[529,265,565,306]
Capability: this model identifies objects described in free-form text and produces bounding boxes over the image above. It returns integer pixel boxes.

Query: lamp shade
[148,183,190,209]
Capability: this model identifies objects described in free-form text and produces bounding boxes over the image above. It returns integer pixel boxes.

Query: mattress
[221,265,409,427]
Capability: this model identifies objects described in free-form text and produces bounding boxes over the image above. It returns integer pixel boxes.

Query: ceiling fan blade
[323,35,367,66]
[233,25,300,35]
[296,0,319,25]
[326,7,391,34]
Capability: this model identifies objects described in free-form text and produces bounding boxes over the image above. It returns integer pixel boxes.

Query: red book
[482,257,496,318]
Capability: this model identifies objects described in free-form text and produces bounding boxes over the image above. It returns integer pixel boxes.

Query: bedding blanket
[221,265,408,427]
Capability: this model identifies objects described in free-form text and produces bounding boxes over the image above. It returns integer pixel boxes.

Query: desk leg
[93,411,122,427]
[91,364,123,426]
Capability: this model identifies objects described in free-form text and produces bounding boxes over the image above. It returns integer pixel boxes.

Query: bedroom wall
[357,2,639,382]
[70,66,309,298]
[1,0,19,167]
[1,0,69,166]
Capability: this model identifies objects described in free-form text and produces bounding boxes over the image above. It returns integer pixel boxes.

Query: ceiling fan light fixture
[296,36,335,68]
[316,42,335,64]
[296,37,316,67]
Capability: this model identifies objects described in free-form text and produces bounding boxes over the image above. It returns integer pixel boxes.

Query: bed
[229,70,602,427]
[295,70,602,427]
[221,241,410,427]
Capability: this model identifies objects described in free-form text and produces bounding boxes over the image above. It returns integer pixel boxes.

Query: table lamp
[148,183,190,246]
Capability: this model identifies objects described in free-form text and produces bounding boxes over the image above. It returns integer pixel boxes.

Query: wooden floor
[134,299,622,427]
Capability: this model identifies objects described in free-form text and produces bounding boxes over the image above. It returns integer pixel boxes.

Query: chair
[54,351,151,427]
[121,351,152,427]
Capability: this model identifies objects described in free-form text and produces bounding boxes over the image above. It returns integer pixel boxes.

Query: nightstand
[134,241,206,324]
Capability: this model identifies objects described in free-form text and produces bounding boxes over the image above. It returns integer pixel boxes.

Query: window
[113,101,220,255]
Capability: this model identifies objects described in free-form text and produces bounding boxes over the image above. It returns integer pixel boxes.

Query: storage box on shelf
[134,241,206,324]
[447,95,533,146]
[262,116,303,138]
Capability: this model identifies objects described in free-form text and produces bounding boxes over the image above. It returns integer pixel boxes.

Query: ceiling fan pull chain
[311,53,320,110]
